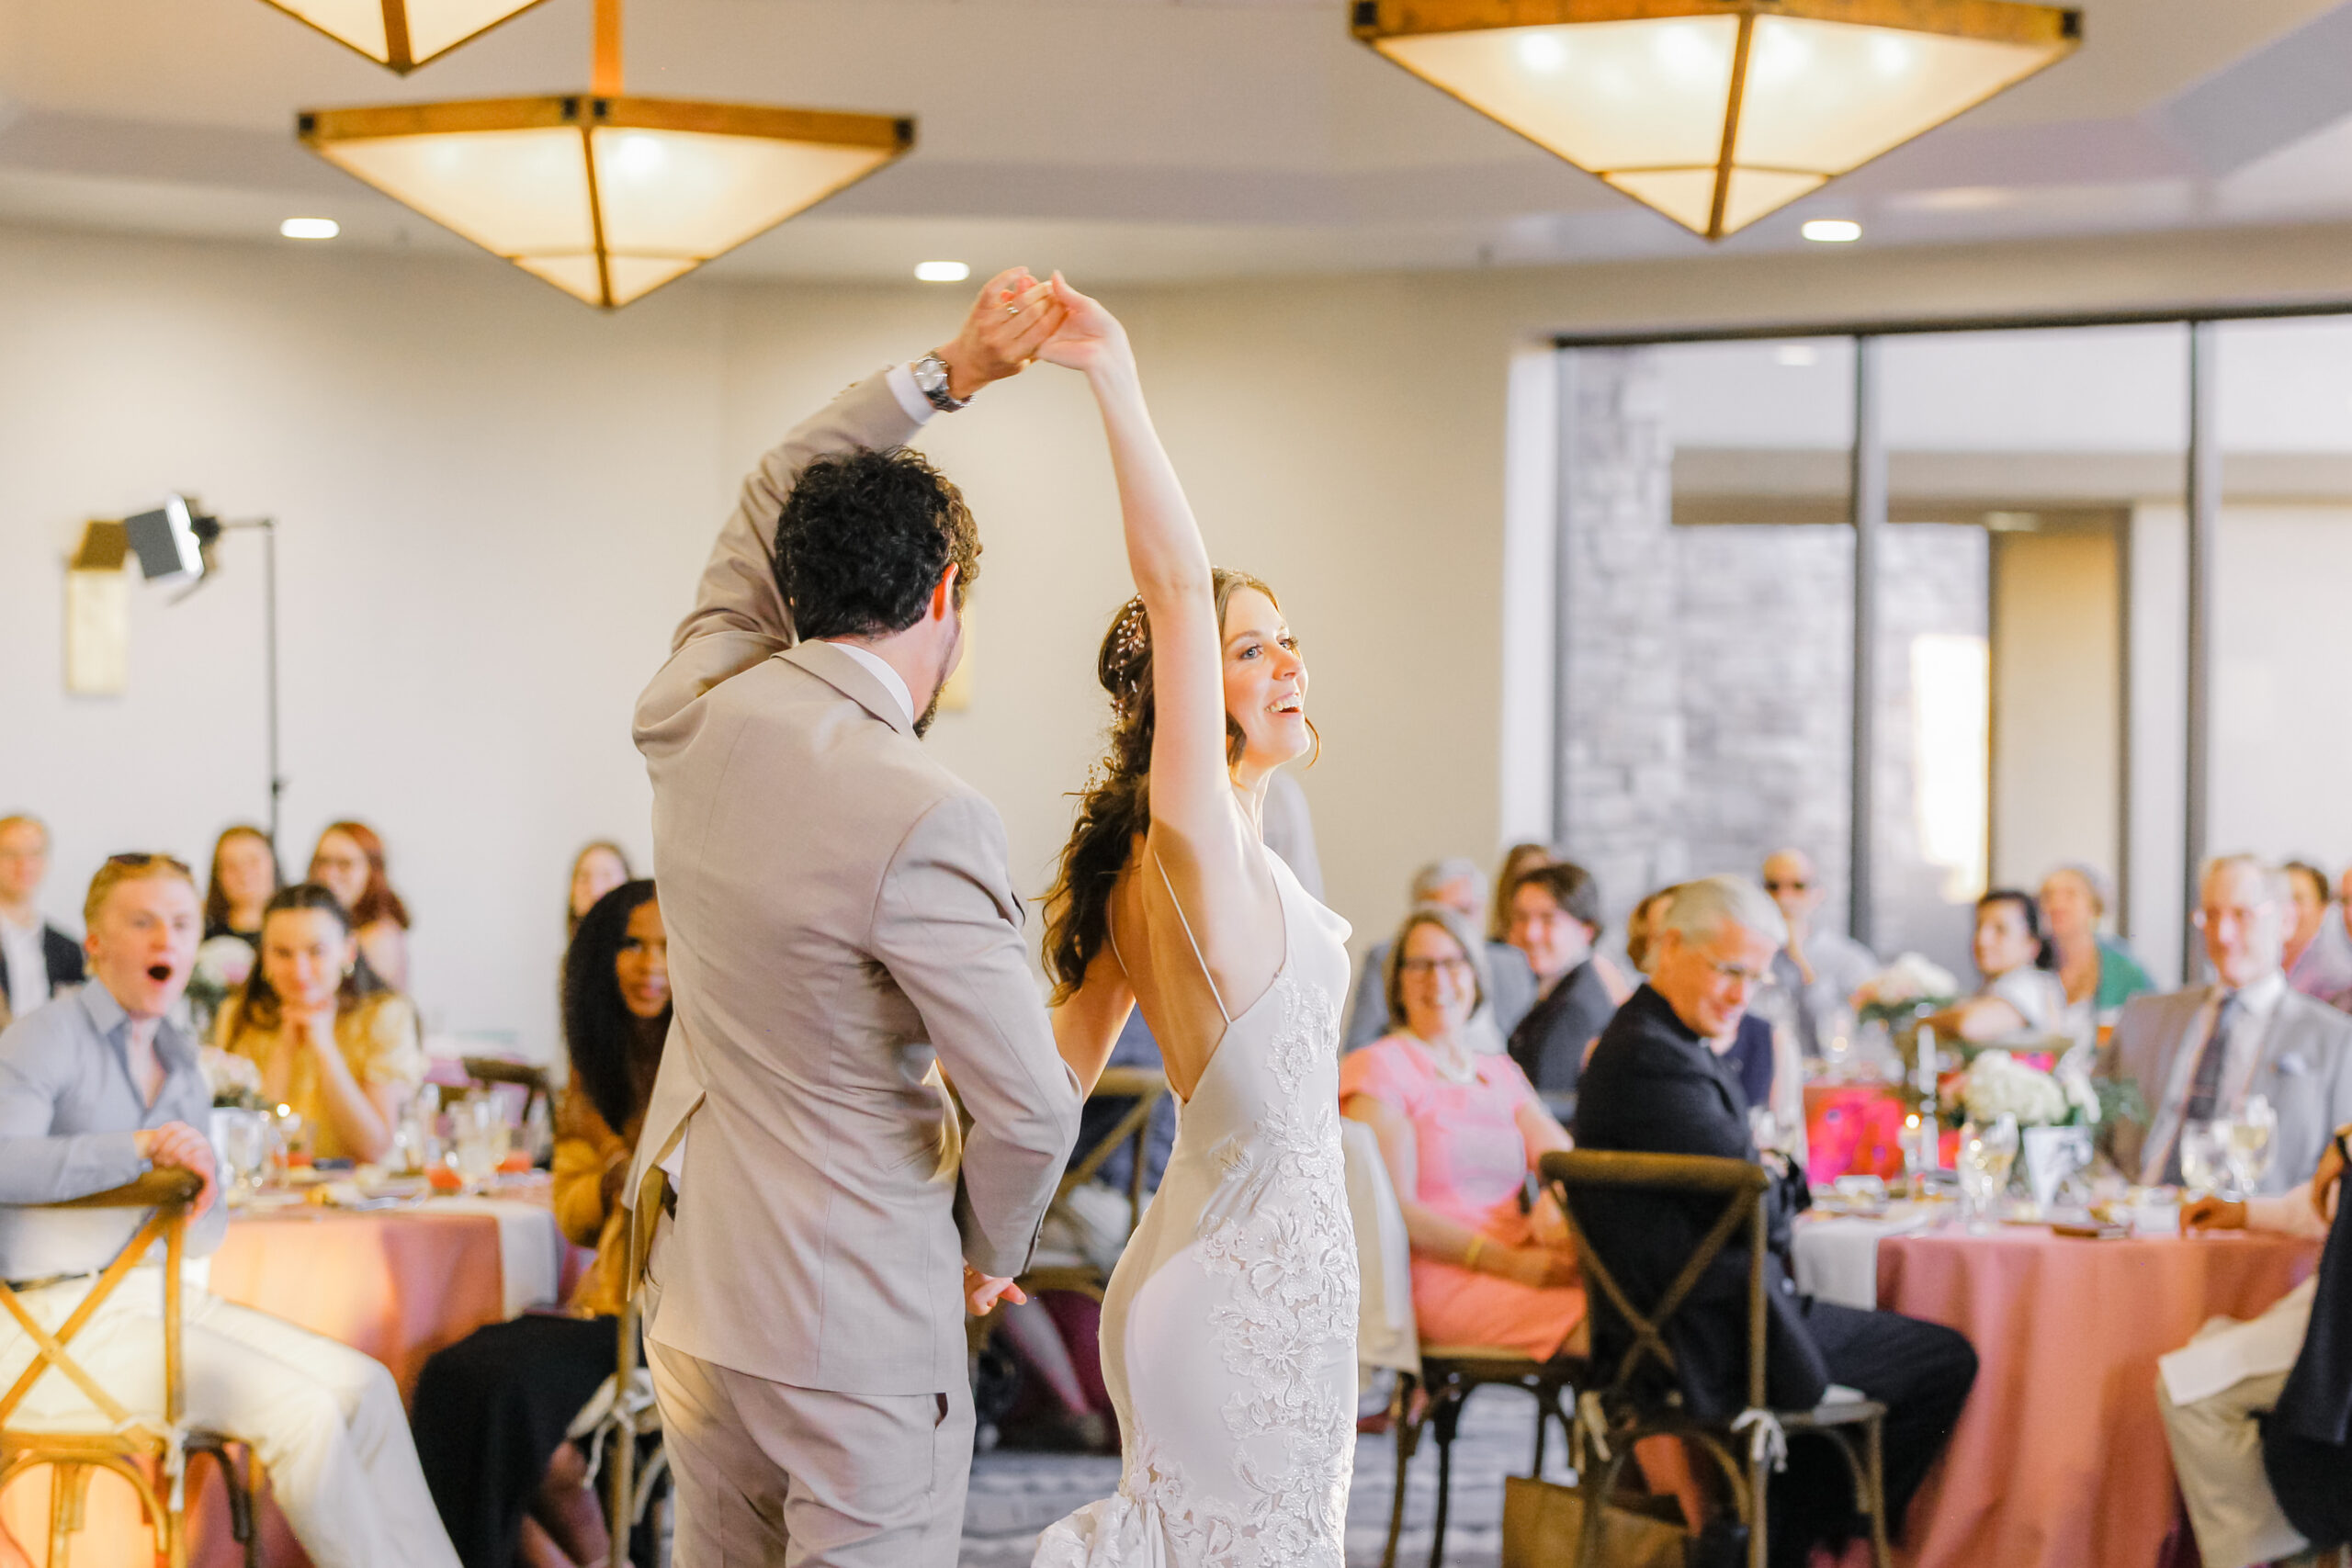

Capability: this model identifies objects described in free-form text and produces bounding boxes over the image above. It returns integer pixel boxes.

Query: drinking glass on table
[2223,1096,2277,1198]
[2179,1120,2229,1199]
[1958,1114,2019,1232]
[451,1093,509,1187]
[220,1110,269,1201]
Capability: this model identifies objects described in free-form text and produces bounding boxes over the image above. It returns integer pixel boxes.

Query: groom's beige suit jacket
[626,370,1080,1397]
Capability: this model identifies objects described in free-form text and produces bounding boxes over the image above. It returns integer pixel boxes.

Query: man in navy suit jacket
[1575,875,1976,1568]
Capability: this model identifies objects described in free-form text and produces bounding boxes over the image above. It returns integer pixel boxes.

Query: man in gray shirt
[0,853,458,1568]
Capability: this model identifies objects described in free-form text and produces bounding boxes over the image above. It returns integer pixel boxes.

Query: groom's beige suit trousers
[624,368,1080,1565]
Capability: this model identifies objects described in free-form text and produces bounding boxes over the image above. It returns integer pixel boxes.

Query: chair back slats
[0,1172,198,1427]
[1539,1150,1770,1406]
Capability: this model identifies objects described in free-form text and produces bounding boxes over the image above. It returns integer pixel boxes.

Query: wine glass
[221,1111,269,1201]
[2179,1120,2228,1199]
[2224,1096,2277,1198]
[1958,1115,2018,1232]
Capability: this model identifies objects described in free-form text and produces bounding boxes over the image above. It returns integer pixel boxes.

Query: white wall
[1990,528,2120,896]
[13,217,2352,1052]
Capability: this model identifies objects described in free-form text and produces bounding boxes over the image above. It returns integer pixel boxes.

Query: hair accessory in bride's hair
[1108,596,1150,716]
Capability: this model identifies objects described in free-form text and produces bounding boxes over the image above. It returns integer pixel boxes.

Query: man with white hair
[1342,856,1536,1050]
[2104,854,2352,1192]
[1574,874,1976,1568]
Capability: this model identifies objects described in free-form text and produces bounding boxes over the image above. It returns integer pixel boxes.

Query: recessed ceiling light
[914,260,970,283]
[1775,344,1820,368]
[1801,219,1862,243]
[280,218,340,240]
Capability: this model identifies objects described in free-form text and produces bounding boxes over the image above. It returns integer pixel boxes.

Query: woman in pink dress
[1340,905,1584,1359]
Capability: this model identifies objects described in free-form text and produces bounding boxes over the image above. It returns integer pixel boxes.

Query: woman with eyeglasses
[1340,906,1584,1361]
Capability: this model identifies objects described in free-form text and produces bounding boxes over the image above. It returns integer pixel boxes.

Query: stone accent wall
[1557,346,1985,974]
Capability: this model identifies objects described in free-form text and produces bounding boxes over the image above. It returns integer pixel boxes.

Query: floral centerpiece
[1851,953,1960,1027]
[1938,1047,2133,1205]
[202,1044,266,1111]
[185,934,256,1040]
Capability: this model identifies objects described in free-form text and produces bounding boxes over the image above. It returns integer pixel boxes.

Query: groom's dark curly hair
[774,446,981,641]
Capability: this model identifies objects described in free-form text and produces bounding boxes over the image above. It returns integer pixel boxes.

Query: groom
[627,270,1082,1565]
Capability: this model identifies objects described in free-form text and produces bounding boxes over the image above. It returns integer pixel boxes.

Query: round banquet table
[0,1190,579,1567]
[1876,1224,2317,1568]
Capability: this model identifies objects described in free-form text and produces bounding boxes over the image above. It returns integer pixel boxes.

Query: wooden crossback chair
[0,1169,260,1568]
[1018,1066,1170,1301]
[1380,1348,1584,1568]
[593,1170,670,1568]
[1538,1150,1892,1568]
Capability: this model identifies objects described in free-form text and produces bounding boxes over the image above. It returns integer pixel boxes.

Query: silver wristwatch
[910,352,968,412]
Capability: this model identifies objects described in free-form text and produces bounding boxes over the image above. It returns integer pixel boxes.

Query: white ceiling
[3,0,2351,283]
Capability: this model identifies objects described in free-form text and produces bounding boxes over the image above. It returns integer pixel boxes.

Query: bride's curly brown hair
[1043,568,1312,1003]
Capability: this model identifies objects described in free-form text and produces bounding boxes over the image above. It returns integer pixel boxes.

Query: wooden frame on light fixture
[255,0,556,74]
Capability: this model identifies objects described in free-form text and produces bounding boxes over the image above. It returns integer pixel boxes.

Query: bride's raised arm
[1040,276,1235,853]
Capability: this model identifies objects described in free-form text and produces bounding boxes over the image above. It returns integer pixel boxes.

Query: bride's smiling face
[1222,587,1310,773]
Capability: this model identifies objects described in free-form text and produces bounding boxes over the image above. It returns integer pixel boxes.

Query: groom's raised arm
[638,268,1060,738]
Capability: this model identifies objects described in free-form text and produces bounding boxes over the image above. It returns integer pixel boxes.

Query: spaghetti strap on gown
[1034,852,1358,1567]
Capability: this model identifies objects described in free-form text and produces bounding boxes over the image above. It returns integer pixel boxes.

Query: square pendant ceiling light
[300,96,913,307]
[1351,0,2081,240]
[259,0,552,73]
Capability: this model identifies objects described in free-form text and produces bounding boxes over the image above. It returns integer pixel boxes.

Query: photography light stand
[124,497,288,851]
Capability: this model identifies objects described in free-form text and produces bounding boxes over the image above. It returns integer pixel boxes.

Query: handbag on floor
[1500,1472,1697,1568]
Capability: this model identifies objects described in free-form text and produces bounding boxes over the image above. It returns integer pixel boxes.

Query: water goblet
[2179,1121,2228,1199]
[221,1111,269,1201]
[2223,1096,2277,1197]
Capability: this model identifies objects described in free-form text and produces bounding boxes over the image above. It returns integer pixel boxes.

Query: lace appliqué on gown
[1192,976,1357,1567]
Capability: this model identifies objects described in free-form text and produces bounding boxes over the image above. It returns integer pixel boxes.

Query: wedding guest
[1343,857,1536,1050]
[0,852,460,1568]
[566,841,632,935]
[413,880,669,1568]
[0,814,84,1029]
[204,824,281,944]
[310,820,411,991]
[1925,889,2076,1047]
[1758,848,1878,1059]
[1624,885,1679,976]
[2165,1137,2347,1568]
[1574,875,1976,1568]
[1505,862,1621,1107]
[2105,855,2352,1192]
[2282,859,2352,1003]
[215,885,424,1165]
[1340,906,1583,1360]
[2039,863,2154,1023]
[1489,842,1558,943]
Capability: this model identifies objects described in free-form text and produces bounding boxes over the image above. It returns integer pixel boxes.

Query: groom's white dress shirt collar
[826,642,915,729]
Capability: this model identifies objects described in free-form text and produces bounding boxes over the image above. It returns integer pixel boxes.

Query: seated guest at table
[2282,859,2352,1004]
[2164,1135,2347,1568]
[413,879,669,1568]
[1575,875,1976,1568]
[1758,847,1878,1061]
[565,841,632,937]
[0,852,458,1568]
[216,885,424,1165]
[2108,855,2352,1193]
[1623,885,1679,976]
[1489,842,1558,944]
[1925,889,2078,1049]
[310,818,412,991]
[1340,906,1583,1360]
[203,823,280,945]
[0,813,84,1030]
[2039,863,2153,1025]
[1343,857,1536,1050]
[1505,862,1621,1107]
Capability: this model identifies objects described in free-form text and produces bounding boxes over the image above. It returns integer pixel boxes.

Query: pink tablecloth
[0,1192,582,1566]
[1878,1226,2318,1568]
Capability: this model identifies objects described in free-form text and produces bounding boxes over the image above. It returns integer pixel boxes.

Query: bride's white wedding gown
[1035,852,1358,1568]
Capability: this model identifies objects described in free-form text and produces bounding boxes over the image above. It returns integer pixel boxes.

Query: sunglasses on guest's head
[1764,878,1811,894]
[107,852,194,875]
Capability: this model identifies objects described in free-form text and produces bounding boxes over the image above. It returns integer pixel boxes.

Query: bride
[1016,275,1358,1565]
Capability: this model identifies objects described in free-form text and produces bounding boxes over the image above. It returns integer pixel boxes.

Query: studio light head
[123,494,222,587]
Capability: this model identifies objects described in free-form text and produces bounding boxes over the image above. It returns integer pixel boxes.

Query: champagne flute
[2224,1096,2277,1197]
[2179,1121,2227,1199]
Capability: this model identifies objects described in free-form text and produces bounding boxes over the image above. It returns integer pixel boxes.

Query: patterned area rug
[959,1385,1573,1567]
